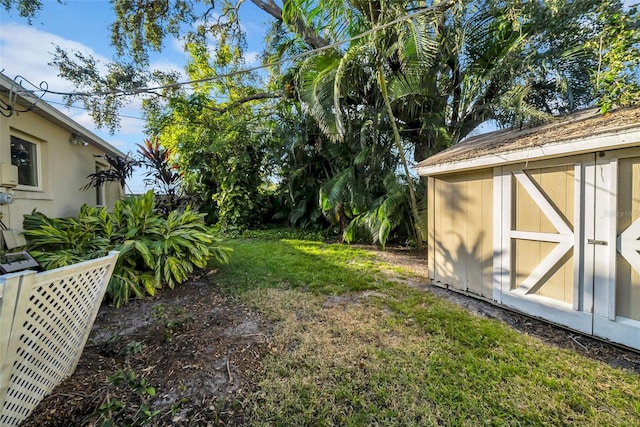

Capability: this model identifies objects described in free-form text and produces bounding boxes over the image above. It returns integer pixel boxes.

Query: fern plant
[23,191,232,307]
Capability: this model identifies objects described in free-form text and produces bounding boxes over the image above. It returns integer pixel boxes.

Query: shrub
[23,191,232,307]
[219,227,331,241]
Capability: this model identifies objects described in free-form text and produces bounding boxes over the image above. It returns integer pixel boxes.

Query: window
[10,136,39,188]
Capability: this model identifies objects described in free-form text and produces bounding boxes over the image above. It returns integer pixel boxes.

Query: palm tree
[290,0,613,246]
[294,1,455,248]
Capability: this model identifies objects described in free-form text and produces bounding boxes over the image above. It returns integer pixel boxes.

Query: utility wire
[45,99,146,120]
[24,1,452,98]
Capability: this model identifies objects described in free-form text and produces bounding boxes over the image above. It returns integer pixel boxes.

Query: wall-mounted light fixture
[69,133,89,146]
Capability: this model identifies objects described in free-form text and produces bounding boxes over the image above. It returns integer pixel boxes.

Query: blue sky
[2,1,638,191]
[0,0,270,192]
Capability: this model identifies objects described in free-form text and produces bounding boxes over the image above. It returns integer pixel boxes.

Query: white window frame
[10,133,42,192]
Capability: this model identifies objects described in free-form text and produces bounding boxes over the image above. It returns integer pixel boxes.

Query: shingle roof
[416,106,640,171]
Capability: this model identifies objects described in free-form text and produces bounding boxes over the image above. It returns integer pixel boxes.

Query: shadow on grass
[212,238,640,427]
[216,239,388,296]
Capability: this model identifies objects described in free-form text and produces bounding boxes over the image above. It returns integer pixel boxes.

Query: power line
[45,99,146,120]
[24,1,453,98]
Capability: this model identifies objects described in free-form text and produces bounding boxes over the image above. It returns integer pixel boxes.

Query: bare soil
[23,247,640,426]
[23,280,271,426]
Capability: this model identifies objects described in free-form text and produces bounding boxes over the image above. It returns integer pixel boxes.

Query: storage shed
[416,107,640,350]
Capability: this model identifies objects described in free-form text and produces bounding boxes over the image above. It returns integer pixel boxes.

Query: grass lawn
[215,237,640,426]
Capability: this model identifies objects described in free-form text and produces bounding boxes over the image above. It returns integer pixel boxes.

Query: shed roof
[0,73,126,158]
[416,106,640,176]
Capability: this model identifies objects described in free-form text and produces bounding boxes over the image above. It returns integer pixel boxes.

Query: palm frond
[299,52,342,139]
[333,43,372,137]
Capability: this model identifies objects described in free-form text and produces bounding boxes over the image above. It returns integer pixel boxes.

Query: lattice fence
[0,251,118,426]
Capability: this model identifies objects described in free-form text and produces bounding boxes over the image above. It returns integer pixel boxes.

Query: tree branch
[249,0,282,19]
[205,92,281,113]
[249,0,330,49]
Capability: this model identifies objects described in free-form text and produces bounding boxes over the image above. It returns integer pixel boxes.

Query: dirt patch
[23,246,640,426]
[23,280,271,426]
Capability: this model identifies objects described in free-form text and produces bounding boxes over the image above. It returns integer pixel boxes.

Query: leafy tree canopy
[4,0,640,245]
[4,0,637,137]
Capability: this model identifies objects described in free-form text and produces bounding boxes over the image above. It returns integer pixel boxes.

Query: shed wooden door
[495,151,640,348]
[496,155,594,333]
[429,170,494,298]
[590,150,640,348]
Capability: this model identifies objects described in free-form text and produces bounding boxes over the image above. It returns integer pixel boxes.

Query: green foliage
[292,0,636,161]
[213,144,270,230]
[343,173,417,249]
[144,28,273,231]
[136,136,188,214]
[153,103,271,230]
[1,0,58,23]
[23,191,232,307]
[221,227,329,241]
[16,0,639,249]
[119,340,144,357]
[109,369,156,396]
[89,369,160,427]
[82,153,140,193]
[287,0,633,246]
[586,1,640,112]
[268,105,331,231]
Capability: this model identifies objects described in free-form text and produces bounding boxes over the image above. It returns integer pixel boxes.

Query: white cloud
[0,23,109,95]
[170,36,186,55]
[0,22,182,192]
[69,109,145,136]
[118,115,147,137]
[242,20,268,40]
[0,23,151,153]
[106,136,141,153]
[244,51,262,66]
[149,59,186,80]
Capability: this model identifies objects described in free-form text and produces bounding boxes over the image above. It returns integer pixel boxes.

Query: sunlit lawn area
[215,237,640,426]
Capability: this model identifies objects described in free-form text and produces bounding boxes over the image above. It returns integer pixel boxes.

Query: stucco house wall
[0,74,126,232]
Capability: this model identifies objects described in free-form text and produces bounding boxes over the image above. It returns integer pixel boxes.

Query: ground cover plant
[25,235,640,426]
[22,191,232,307]
[221,239,640,426]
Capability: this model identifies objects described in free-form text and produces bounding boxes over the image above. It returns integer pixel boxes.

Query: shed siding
[429,170,493,298]
[616,156,640,321]
[511,165,575,304]
[427,178,436,280]
[421,113,640,350]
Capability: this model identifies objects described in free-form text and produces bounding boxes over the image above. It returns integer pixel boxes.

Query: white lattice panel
[0,252,118,426]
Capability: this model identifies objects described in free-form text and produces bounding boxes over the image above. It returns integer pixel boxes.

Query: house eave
[0,74,127,158]
[417,127,640,176]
